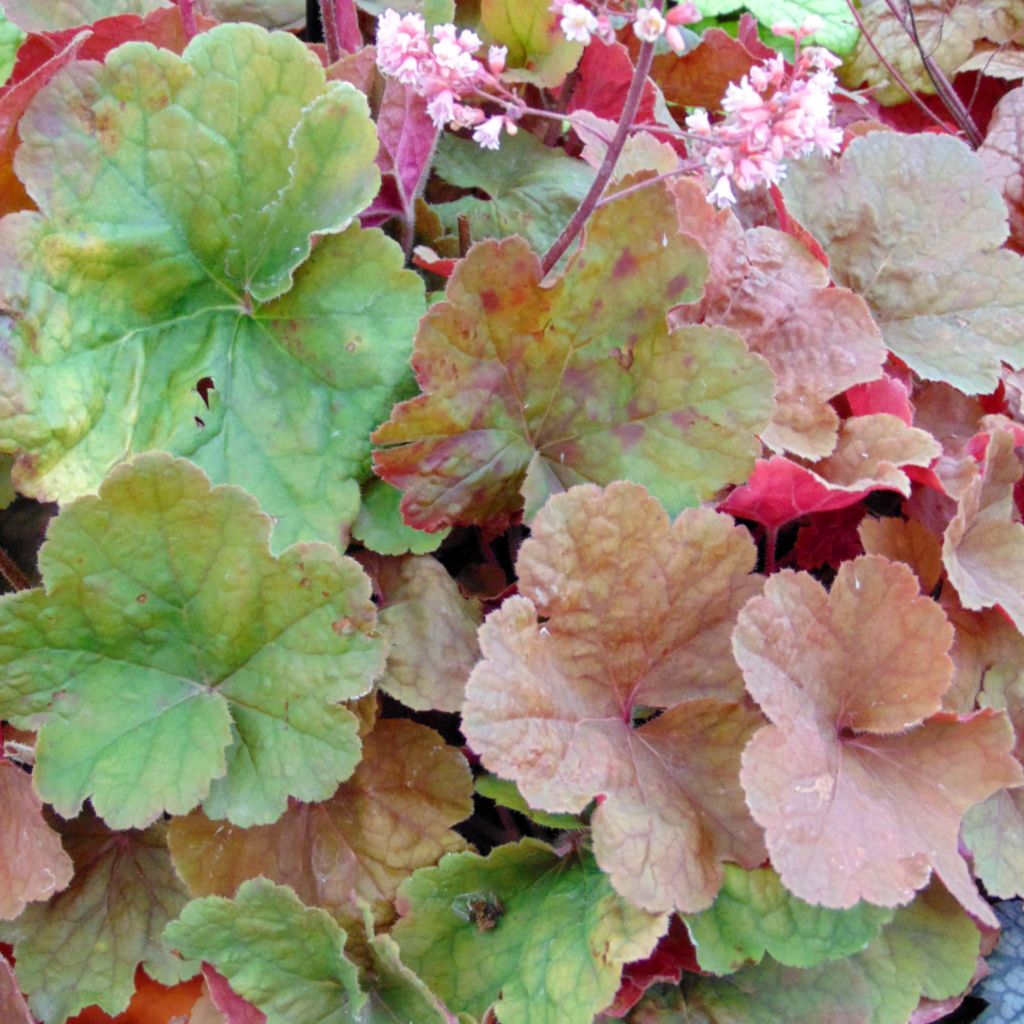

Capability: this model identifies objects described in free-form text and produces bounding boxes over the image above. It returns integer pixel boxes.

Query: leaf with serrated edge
[672,179,885,458]
[859,518,944,595]
[463,482,767,913]
[733,554,1023,927]
[0,23,424,549]
[686,882,980,1024]
[392,838,666,1024]
[0,760,73,920]
[0,453,385,829]
[164,879,365,1024]
[980,85,1024,254]
[367,553,482,712]
[353,478,447,557]
[2,0,167,31]
[683,863,894,975]
[783,133,1024,394]
[943,428,1024,633]
[374,179,774,531]
[1,811,196,1024]
[168,719,472,934]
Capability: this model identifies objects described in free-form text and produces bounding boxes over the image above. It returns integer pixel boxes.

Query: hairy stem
[320,0,341,63]
[541,22,660,277]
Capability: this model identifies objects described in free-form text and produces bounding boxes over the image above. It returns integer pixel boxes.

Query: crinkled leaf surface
[672,178,885,458]
[0,23,424,549]
[783,133,1024,394]
[0,759,73,919]
[1,812,196,1024]
[463,483,767,913]
[164,878,365,1024]
[943,428,1024,632]
[374,181,774,530]
[843,0,1024,104]
[734,554,1023,926]
[0,453,385,829]
[364,553,481,712]
[167,719,472,933]
[977,899,1024,1022]
[2,0,167,31]
[685,883,980,1024]
[392,838,667,1024]
[683,864,895,975]
[963,661,1024,898]
[980,85,1024,254]
[432,130,596,256]
[205,0,304,26]
[720,415,939,530]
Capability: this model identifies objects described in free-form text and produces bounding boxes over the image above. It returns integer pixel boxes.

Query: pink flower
[472,115,505,150]
[560,2,599,44]
[667,2,701,26]
[376,10,430,85]
[633,6,667,43]
[488,45,508,75]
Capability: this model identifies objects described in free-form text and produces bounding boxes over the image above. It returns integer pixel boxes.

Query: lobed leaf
[980,85,1024,254]
[783,133,1024,394]
[685,882,981,1024]
[672,178,885,458]
[391,838,667,1024]
[167,718,472,934]
[0,22,424,549]
[683,863,895,975]
[2,0,168,31]
[2,812,196,1024]
[0,453,385,829]
[733,554,1024,926]
[374,179,774,531]
[0,759,73,920]
[462,482,767,913]
[164,879,365,1024]
[480,0,582,86]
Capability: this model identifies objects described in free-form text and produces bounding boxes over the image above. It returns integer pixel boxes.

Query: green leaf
[782,133,1024,394]
[683,864,895,975]
[0,5,25,85]
[374,179,775,531]
[0,23,425,550]
[432,130,596,255]
[685,882,980,1024]
[392,838,667,1024]
[1,812,197,1024]
[0,453,385,829]
[480,0,582,86]
[741,0,858,53]
[474,773,588,830]
[1,0,167,31]
[354,479,448,556]
[164,878,365,1024]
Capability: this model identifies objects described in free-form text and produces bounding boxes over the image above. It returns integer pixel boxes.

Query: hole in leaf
[196,377,215,408]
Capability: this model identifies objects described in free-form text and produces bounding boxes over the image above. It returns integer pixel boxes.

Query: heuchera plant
[1,0,1024,1021]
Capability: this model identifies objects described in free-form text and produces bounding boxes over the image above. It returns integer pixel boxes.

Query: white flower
[633,6,667,43]
[472,115,505,150]
[708,175,737,207]
[559,2,599,44]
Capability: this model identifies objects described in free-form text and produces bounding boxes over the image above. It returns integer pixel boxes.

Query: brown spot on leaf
[613,250,637,278]
[611,346,634,371]
[333,617,354,636]
[136,594,147,604]
[666,273,690,298]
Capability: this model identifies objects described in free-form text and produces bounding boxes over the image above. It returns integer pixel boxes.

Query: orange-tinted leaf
[373,180,774,531]
[943,427,1024,631]
[672,179,886,458]
[463,482,767,913]
[859,517,944,595]
[68,969,203,1024]
[734,555,1023,926]
[650,27,760,111]
[0,760,72,920]
[168,719,472,934]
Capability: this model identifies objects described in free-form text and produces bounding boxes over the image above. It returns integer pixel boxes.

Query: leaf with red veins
[373,179,775,531]
[462,482,767,914]
[671,178,886,459]
[733,555,1024,926]
[980,85,1024,254]
[943,427,1024,631]
[720,415,939,530]
[0,760,73,920]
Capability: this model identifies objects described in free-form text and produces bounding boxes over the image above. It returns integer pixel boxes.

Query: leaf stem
[0,545,30,592]
[178,0,198,40]
[320,0,360,62]
[540,23,660,277]
[843,0,953,136]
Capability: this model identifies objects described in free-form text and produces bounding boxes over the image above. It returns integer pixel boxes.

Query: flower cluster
[375,10,512,149]
[685,18,843,207]
[551,2,700,53]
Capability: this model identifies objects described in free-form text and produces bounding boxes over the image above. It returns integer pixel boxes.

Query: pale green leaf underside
[0,454,385,829]
[0,23,424,550]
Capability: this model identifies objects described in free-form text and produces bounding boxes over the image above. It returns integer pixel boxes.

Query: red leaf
[203,965,266,1024]
[568,37,657,125]
[67,968,203,1024]
[845,374,914,425]
[794,505,866,571]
